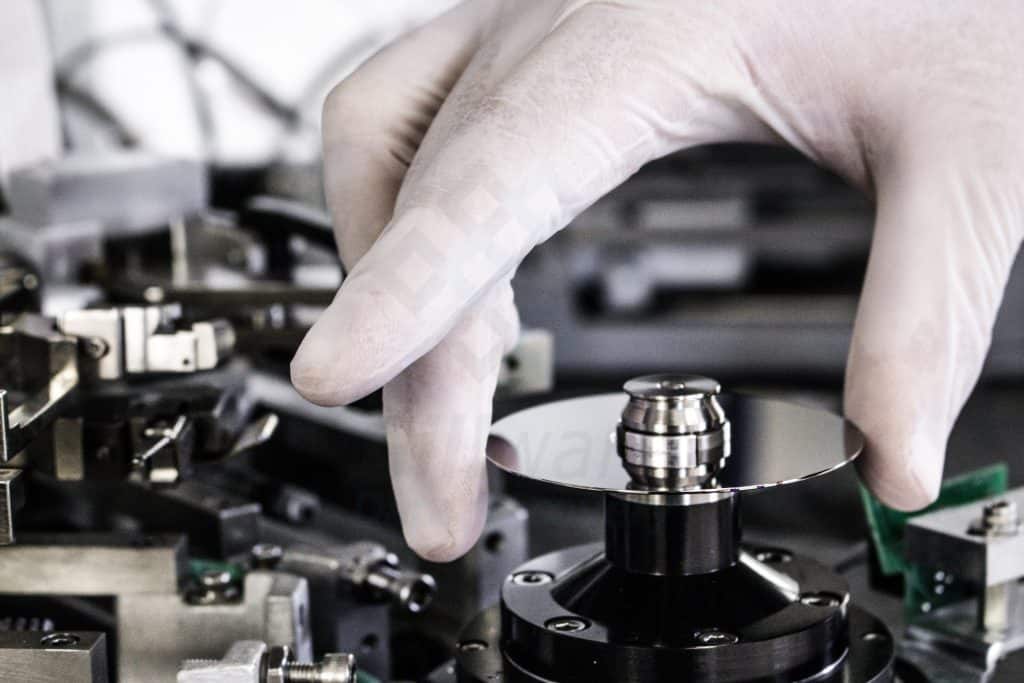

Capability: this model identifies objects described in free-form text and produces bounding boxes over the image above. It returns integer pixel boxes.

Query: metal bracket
[904,487,1024,675]
[0,468,25,545]
[178,640,266,683]
[0,315,80,463]
[59,304,235,380]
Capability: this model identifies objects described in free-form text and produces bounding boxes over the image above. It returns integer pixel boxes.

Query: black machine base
[455,543,895,683]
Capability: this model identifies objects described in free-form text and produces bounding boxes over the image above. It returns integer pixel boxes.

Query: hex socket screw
[545,617,589,633]
[983,500,1020,534]
[969,499,1022,634]
[251,543,284,569]
[694,629,739,646]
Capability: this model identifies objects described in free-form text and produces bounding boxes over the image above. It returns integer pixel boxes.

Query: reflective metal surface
[617,374,731,490]
[487,392,863,494]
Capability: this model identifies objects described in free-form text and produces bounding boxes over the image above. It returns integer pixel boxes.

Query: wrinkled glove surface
[293,0,1024,561]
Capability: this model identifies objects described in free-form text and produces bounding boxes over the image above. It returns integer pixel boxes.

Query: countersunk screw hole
[361,633,379,653]
[484,532,505,554]
[512,571,553,586]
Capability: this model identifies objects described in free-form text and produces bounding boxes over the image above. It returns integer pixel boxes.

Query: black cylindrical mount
[604,492,740,575]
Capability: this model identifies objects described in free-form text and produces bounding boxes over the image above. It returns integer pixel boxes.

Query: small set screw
[251,543,284,569]
[82,336,109,360]
[799,592,843,608]
[545,617,589,633]
[40,632,80,648]
[969,499,1022,537]
[458,640,488,653]
[694,629,739,646]
[753,548,792,564]
[186,568,240,605]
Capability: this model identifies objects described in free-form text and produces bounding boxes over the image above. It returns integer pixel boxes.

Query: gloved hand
[292,0,1024,561]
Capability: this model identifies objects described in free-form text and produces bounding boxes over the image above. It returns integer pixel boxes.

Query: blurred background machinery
[0,1,1023,681]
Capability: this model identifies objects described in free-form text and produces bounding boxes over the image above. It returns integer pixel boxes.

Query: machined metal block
[0,468,25,545]
[178,640,266,683]
[906,584,1024,674]
[423,496,529,625]
[0,630,108,683]
[118,571,310,683]
[0,315,80,464]
[7,152,207,231]
[113,480,261,559]
[0,533,186,595]
[904,487,1024,586]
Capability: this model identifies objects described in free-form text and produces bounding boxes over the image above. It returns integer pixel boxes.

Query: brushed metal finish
[0,631,108,683]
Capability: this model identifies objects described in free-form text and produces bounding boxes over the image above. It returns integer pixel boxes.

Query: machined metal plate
[487,393,862,495]
[0,532,187,595]
[904,487,1024,586]
[0,631,108,683]
[455,602,894,683]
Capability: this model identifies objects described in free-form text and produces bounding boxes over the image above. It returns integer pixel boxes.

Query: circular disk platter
[487,393,863,494]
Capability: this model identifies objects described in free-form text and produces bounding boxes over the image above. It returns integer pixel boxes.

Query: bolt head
[318,653,357,682]
[394,572,436,614]
[83,337,109,359]
[251,543,284,568]
[40,632,80,648]
[694,629,739,646]
[799,592,844,608]
[143,286,165,303]
[458,640,488,653]
[264,645,292,683]
[186,569,240,605]
[545,617,589,633]
[199,569,233,588]
[753,548,793,564]
[970,499,1021,536]
[985,500,1020,528]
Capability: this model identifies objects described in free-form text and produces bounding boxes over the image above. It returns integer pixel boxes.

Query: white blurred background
[2,0,458,181]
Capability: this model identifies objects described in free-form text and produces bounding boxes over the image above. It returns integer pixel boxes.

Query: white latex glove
[292,0,1024,561]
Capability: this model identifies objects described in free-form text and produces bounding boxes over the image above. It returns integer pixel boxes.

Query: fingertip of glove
[289,351,367,407]
[859,432,944,512]
[393,458,490,563]
[404,520,482,563]
[869,476,939,512]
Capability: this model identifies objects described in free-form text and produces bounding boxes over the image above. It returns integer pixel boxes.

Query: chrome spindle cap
[617,374,730,491]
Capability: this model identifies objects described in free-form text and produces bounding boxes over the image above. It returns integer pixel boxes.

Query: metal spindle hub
[617,374,730,491]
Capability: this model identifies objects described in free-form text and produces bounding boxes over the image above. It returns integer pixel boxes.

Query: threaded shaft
[283,664,321,682]
[181,659,220,667]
